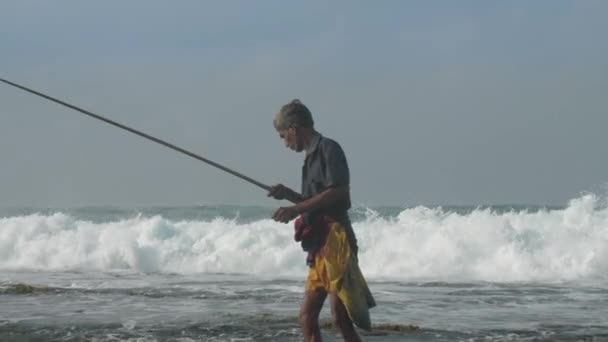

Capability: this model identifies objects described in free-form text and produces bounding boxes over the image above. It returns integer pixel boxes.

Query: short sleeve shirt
[301,133,351,220]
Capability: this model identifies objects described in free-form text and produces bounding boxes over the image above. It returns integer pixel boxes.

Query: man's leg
[300,288,327,342]
[329,293,361,342]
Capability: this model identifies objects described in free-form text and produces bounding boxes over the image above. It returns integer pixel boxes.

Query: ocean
[1,194,607,341]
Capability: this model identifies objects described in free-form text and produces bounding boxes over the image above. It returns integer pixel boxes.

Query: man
[268,99,375,342]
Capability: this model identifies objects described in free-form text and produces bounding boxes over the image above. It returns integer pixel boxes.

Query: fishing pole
[0,77,271,192]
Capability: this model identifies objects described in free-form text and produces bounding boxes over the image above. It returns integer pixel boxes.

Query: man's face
[277,126,303,152]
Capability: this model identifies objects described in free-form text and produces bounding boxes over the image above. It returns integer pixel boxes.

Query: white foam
[1,194,607,282]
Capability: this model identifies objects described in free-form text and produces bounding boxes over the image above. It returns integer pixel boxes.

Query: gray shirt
[301,133,357,252]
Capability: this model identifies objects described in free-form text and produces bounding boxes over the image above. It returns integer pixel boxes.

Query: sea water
[1,194,607,341]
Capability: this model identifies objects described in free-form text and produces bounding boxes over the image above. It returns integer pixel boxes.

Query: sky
[1,0,607,207]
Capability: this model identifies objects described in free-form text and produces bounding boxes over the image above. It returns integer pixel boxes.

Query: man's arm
[295,185,349,214]
[267,184,303,203]
[272,185,349,223]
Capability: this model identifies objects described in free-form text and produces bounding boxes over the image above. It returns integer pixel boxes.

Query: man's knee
[330,295,352,327]
[300,309,318,329]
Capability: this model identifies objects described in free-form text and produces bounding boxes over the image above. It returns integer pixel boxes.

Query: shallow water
[2,271,607,341]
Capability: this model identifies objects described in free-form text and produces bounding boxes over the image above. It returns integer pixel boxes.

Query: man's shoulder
[318,135,344,151]
[317,135,348,162]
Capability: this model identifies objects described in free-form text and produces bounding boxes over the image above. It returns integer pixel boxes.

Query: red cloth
[294,215,311,242]
[294,215,330,266]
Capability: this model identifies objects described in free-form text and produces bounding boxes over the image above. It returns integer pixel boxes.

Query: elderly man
[268,99,375,342]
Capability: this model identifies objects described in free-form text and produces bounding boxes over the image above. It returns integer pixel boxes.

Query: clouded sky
[1,0,607,207]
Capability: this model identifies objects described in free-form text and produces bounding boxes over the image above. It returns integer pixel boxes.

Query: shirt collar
[306,132,322,156]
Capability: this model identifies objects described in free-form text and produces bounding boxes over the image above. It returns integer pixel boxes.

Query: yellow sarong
[305,221,376,330]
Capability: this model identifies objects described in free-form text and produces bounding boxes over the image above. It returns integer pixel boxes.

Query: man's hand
[267,184,295,200]
[272,206,299,223]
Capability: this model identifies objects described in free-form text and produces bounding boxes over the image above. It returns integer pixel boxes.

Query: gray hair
[273,99,314,130]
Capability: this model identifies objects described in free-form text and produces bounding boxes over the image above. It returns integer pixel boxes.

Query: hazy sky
[1,1,607,207]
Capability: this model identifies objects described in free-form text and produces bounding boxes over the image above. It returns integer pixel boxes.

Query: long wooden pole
[0,78,271,192]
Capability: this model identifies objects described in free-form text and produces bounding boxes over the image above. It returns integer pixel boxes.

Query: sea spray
[1,194,607,282]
